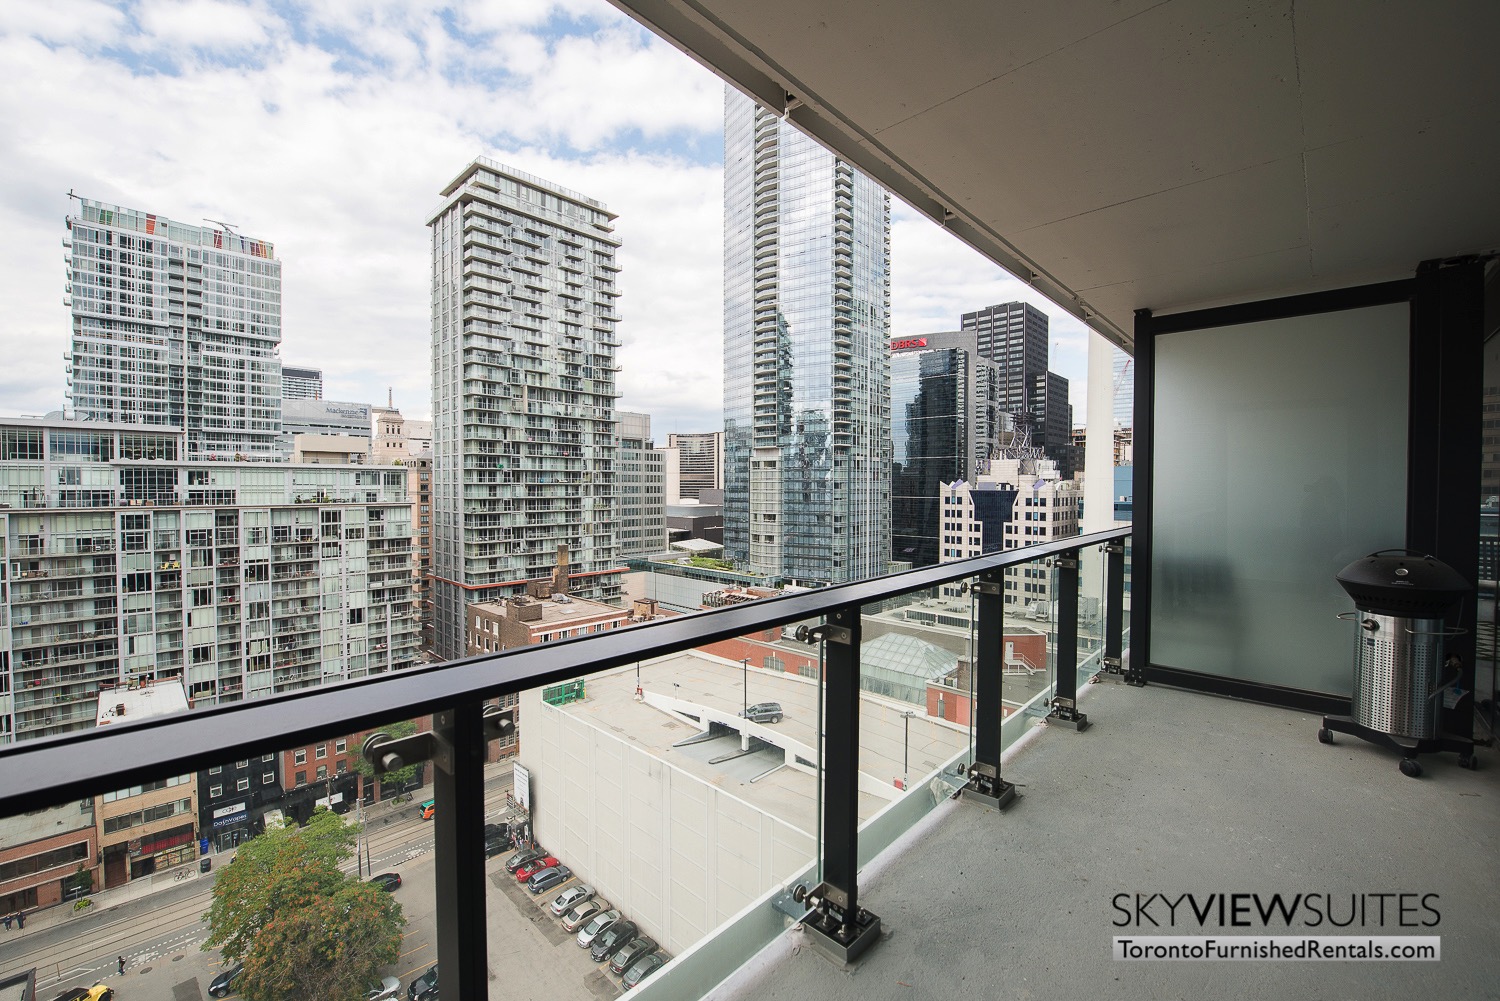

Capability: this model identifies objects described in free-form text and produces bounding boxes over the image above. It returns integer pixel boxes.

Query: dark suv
[740,702,783,723]
[408,964,438,1000]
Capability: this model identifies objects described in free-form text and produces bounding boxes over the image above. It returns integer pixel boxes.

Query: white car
[550,883,595,917]
[364,976,400,1001]
[562,897,609,932]
[575,909,620,948]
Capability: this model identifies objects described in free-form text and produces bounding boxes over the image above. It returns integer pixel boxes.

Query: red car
[515,856,560,881]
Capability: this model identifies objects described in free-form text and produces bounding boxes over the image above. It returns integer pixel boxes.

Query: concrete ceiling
[608,0,1500,350]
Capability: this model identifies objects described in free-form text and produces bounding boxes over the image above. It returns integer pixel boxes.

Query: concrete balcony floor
[722,682,1500,1001]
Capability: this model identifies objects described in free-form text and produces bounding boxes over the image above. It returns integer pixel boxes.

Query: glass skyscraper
[427,159,623,658]
[64,198,283,460]
[723,89,892,585]
[890,334,1000,567]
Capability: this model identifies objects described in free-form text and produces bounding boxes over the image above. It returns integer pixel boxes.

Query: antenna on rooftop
[204,218,239,235]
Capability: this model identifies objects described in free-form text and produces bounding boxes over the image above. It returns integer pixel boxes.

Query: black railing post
[432,700,488,999]
[962,569,1017,809]
[797,604,881,963]
[1046,552,1089,730]
[1101,541,1142,685]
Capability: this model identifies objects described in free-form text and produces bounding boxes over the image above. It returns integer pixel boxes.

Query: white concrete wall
[522,687,815,956]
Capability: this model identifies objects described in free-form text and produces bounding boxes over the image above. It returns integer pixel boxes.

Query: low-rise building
[279,399,372,459]
[0,801,97,915]
[95,678,197,885]
[198,752,283,852]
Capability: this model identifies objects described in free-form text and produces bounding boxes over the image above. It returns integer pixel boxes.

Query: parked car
[418,799,436,820]
[364,976,401,1001]
[528,864,573,894]
[589,920,638,963]
[561,897,609,932]
[407,964,438,1001]
[621,952,665,990]
[207,962,243,998]
[550,883,595,916]
[504,848,545,873]
[54,985,115,1001]
[740,701,783,723]
[483,835,510,859]
[369,872,402,892]
[515,856,560,881]
[483,822,509,841]
[575,908,621,948]
[610,937,659,976]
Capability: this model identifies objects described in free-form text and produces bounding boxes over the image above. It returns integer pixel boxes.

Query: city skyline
[0,0,1095,435]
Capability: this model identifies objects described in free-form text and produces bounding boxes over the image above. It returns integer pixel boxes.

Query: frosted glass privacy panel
[1150,302,1408,695]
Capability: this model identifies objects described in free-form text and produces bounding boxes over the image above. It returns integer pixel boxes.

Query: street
[0,769,642,1001]
[0,778,495,999]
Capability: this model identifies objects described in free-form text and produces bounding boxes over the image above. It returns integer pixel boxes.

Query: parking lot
[484,845,668,999]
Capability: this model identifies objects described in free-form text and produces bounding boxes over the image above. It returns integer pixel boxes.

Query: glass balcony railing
[0,529,1128,999]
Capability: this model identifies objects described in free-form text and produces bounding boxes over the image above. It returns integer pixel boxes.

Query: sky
[0,0,1097,436]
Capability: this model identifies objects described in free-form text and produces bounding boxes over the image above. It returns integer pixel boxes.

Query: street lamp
[900,710,916,788]
[740,658,750,716]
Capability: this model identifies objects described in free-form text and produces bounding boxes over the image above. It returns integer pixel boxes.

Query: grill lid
[1336,549,1469,617]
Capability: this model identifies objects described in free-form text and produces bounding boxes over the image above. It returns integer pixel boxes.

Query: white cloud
[0,0,1097,436]
[133,0,273,51]
[0,0,129,47]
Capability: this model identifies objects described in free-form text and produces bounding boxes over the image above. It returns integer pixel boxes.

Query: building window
[236,759,249,769]
[236,778,250,792]
[294,750,307,765]
[209,784,223,798]
[262,773,275,784]
[295,770,307,787]
[315,744,327,759]
[316,765,328,781]
[335,738,347,753]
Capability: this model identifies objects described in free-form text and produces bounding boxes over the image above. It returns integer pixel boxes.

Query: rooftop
[557,653,971,826]
[95,678,190,727]
[476,594,630,627]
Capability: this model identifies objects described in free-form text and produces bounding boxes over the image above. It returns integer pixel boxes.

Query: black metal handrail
[0,527,1129,818]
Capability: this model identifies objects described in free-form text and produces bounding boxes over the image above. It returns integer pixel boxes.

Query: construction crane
[204,218,238,236]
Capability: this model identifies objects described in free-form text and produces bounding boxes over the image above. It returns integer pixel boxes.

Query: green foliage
[203,809,403,1001]
[352,720,421,787]
[66,864,94,894]
[685,556,735,571]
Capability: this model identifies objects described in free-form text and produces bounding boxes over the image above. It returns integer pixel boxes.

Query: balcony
[1,527,1491,1000]
[7,6,1498,1000]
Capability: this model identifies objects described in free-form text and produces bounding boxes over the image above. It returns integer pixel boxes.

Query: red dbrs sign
[890,338,928,350]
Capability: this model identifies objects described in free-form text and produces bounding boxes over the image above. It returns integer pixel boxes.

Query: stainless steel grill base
[1350,612,1443,739]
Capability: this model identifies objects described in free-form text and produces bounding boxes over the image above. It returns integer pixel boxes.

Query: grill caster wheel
[1459,754,1478,771]
[1317,728,1333,745]
[1399,758,1423,778]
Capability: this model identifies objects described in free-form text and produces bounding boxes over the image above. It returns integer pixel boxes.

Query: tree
[203,809,403,1001]
[352,719,422,791]
[65,863,93,896]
